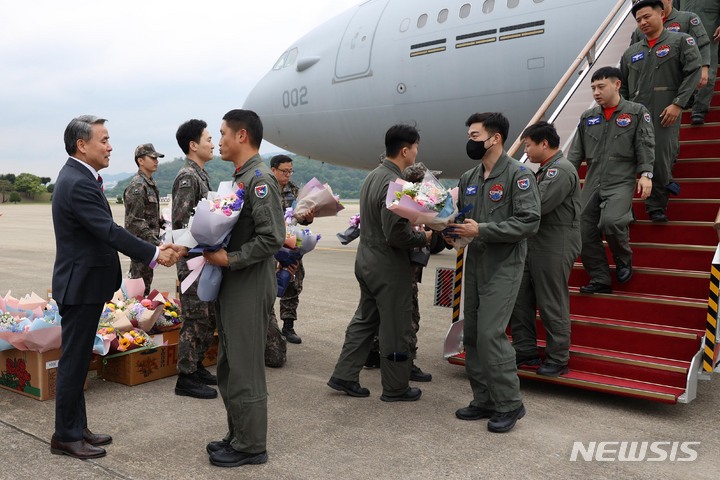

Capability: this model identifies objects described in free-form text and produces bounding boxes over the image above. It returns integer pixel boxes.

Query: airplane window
[438,8,449,23]
[482,0,494,14]
[285,48,298,67]
[507,0,519,7]
[460,3,471,18]
[400,17,410,32]
[418,13,428,28]
[533,0,544,3]
[273,52,288,70]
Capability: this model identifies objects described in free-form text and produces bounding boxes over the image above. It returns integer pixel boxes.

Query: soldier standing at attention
[510,122,581,377]
[269,154,314,345]
[445,112,540,433]
[621,0,702,222]
[124,143,164,296]
[328,124,431,403]
[568,66,655,294]
[203,109,285,467]
[673,0,720,125]
[172,119,218,400]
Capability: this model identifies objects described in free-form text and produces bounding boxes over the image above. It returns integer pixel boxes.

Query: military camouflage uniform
[172,159,216,375]
[124,171,161,296]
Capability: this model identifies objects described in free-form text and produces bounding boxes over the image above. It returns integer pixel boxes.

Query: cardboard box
[0,348,69,401]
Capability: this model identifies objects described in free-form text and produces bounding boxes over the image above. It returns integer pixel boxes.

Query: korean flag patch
[517,178,530,191]
[255,184,268,198]
[465,185,478,196]
[547,168,558,179]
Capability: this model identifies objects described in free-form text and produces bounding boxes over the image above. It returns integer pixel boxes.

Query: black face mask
[466,138,490,160]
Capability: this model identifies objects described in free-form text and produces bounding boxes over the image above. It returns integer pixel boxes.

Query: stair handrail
[508,0,633,157]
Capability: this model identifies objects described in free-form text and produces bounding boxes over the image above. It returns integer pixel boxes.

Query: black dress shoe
[195,364,218,386]
[364,350,381,369]
[50,436,106,459]
[536,362,569,377]
[281,328,302,344]
[455,404,494,421]
[175,373,218,399]
[83,428,112,446]
[579,282,612,294]
[487,404,526,433]
[206,439,231,454]
[691,114,705,125]
[410,364,432,382]
[380,387,422,402]
[327,376,370,397]
[615,260,633,284]
[649,210,669,222]
[209,446,268,467]
[515,353,541,367]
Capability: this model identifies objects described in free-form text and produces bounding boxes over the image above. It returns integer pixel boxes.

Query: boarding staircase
[440,0,720,403]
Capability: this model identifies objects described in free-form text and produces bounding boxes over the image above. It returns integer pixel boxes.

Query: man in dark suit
[51,115,181,459]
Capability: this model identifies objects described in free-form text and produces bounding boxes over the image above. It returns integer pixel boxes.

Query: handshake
[157,243,188,267]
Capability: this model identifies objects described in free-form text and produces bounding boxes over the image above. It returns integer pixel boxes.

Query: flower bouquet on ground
[337,213,360,245]
[93,324,117,356]
[100,287,164,334]
[108,327,155,354]
[386,170,459,231]
[150,298,183,333]
[174,182,245,301]
[0,293,62,353]
[293,177,344,219]
[275,218,321,297]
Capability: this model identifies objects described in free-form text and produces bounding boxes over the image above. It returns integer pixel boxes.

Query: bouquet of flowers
[275,214,322,297]
[109,328,155,354]
[100,288,163,334]
[386,170,459,231]
[93,324,117,356]
[150,298,183,333]
[336,213,360,245]
[293,177,344,219]
[0,293,62,353]
[175,182,245,301]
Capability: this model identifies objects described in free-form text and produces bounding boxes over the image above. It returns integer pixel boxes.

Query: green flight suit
[457,152,540,413]
[674,0,720,117]
[510,151,581,365]
[630,7,711,68]
[215,155,285,454]
[620,29,702,214]
[567,98,655,286]
[332,159,427,397]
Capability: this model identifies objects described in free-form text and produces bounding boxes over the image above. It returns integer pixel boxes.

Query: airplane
[243,0,622,178]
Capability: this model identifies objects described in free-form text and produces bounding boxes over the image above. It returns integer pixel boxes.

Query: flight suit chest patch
[488,184,504,202]
[517,178,530,191]
[465,185,478,196]
[656,45,671,57]
[631,52,645,63]
[667,22,681,32]
[616,113,632,127]
[587,116,602,126]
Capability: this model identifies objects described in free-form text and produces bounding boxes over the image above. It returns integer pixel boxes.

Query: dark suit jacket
[52,158,156,305]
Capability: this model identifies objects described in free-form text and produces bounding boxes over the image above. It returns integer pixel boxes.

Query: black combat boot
[281,320,302,344]
[175,373,217,399]
[195,361,218,385]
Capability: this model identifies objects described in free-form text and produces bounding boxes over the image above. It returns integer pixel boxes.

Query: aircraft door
[334,0,390,82]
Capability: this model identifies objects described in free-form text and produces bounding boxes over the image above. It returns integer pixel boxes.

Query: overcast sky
[0,0,360,179]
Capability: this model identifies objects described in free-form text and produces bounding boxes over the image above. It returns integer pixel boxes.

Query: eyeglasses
[277,168,294,175]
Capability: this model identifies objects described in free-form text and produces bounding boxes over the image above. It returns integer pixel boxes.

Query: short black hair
[222,109,263,149]
[270,154,293,169]
[176,119,207,155]
[591,66,622,83]
[631,0,663,17]
[521,121,560,149]
[385,124,420,158]
[465,112,510,144]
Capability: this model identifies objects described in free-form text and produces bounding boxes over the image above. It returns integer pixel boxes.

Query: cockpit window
[273,52,288,70]
[272,48,298,70]
[482,0,495,14]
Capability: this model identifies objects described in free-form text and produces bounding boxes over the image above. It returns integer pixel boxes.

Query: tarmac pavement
[0,203,718,480]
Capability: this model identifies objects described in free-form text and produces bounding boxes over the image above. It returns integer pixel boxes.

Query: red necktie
[97,175,104,191]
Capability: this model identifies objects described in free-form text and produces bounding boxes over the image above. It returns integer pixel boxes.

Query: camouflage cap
[402,162,442,182]
[134,143,165,159]
[631,0,663,17]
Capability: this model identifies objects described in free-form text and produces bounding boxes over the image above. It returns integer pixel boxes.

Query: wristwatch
[641,172,653,179]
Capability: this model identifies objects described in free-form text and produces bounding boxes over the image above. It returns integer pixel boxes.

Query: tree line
[0,174,53,203]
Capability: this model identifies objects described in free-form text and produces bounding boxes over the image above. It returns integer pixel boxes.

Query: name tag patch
[488,184,504,202]
[465,185,478,196]
[616,113,632,127]
[631,52,645,63]
[587,116,602,126]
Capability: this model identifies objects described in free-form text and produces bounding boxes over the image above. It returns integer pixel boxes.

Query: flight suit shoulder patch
[547,168,558,179]
[690,16,700,26]
[686,36,696,46]
[517,178,530,191]
[643,112,652,123]
[255,169,263,178]
[255,183,268,198]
